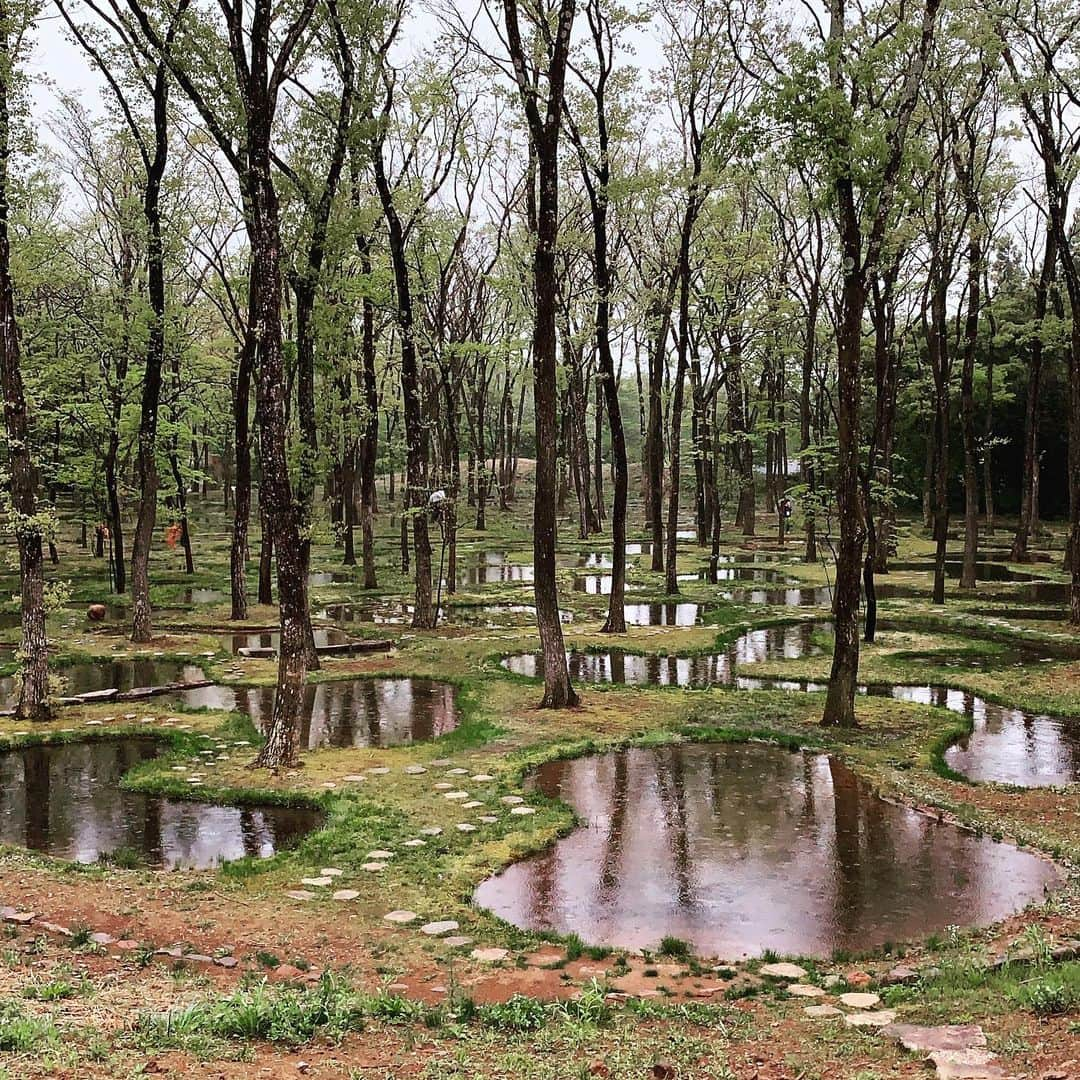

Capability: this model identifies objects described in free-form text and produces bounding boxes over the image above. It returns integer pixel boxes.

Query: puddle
[182,588,227,605]
[503,624,823,687]
[735,677,1080,787]
[222,628,358,654]
[308,571,353,587]
[624,603,706,627]
[174,678,458,751]
[0,738,321,868]
[0,661,206,709]
[457,553,534,586]
[474,742,1061,958]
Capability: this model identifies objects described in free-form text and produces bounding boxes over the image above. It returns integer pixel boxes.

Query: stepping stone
[843,1010,897,1029]
[321,782,337,790]
[462,801,483,809]
[500,795,524,805]
[804,1004,843,1018]
[367,850,394,860]
[930,1050,1004,1079]
[114,940,139,951]
[361,862,387,871]
[285,891,315,901]
[787,984,826,998]
[471,947,509,962]
[456,823,477,832]
[342,775,366,783]
[509,806,535,816]
[446,768,468,776]
[421,920,460,937]
[471,774,494,782]
[367,767,390,775]
[300,877,333,887]
[403,839,427,848]
[404,765,427,775]
[839,992,880,1009]
[383,910,418,924]
[759,962,808,980]
[429,759,452,767]
[332,890,360,901]
[89,932,114,945]
[882,1025,987,1055]
[434,782,454,791]
[479,816,498,824]
[443,936,471,948]
[214,956,239,968]
[320,868,344,877]
[86,719,103,726]
[443,791,470,800]
[420,827,443,836]
[4,912,35,925]
[883,965,919,985]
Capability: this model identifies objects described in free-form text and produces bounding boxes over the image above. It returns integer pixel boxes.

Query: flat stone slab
[462,801,484,809]
[471,774,495,781]
[883,965,919,985]
[804,1004,843,1018]
[366,850,394,860]
[500,795,524,805]
[759,962,808,980]
[429,759,452,767]
[403,839,427,847]
[446,768,468,776]
[787,984,826,998]
[443,791,470,800]
[367,767,390,775]
[300,877,333,887]
[320,868,344,877]
[442,936,472,948]
[839,992,881,1009]
[456,823,477,832]
[383,910,418,924]
[929,1049,1004,1079]
[4,912,35,925]
[509,806,536,816]
[420,827,443,836]
[421,920,460,937]
[332,890,360,901]
[844,1010,897,1029]
[285,890,315,901]
[404,765,427,775]
[89,932,114,945]
[434,782,454,791]
[342,775,367,783]
[471,947,509,962]
[882,1025,987,1054]
[361,862,387,871]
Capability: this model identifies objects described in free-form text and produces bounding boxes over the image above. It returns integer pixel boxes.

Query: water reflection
[0,660,206,708]
[474,743,1061,958]
[503,624,822,688]
[0,739,320,868]
[175,677,458,751]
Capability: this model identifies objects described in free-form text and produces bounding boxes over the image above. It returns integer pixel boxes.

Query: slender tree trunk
[130,68,170,643]
[1012,229,1055,562]
[231,329,255,618]
[0,15,48,719]
[959,228,981,590]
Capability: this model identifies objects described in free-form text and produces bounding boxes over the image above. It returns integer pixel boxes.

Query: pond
[0,660,206,709]
[222,627,360,654]
[502,623,823,688]
[473,742,1061,959]
[735,676,1080,787]
[174,677,459,751]
[457,552,534,586]
[0,738,321,869]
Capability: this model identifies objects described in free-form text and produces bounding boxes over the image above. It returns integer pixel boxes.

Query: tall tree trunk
[0,10,48,719]
[959,228,981,590]
[1011,228,1055,562]
[231,329,255,618]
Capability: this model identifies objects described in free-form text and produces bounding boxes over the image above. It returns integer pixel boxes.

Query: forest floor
[0,489,1076,1079]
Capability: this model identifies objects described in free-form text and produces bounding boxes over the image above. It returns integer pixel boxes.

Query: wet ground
[0,738,320,868]
[474,742,1062,959]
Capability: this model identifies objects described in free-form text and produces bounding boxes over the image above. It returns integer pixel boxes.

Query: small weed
[658,936,691,960]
